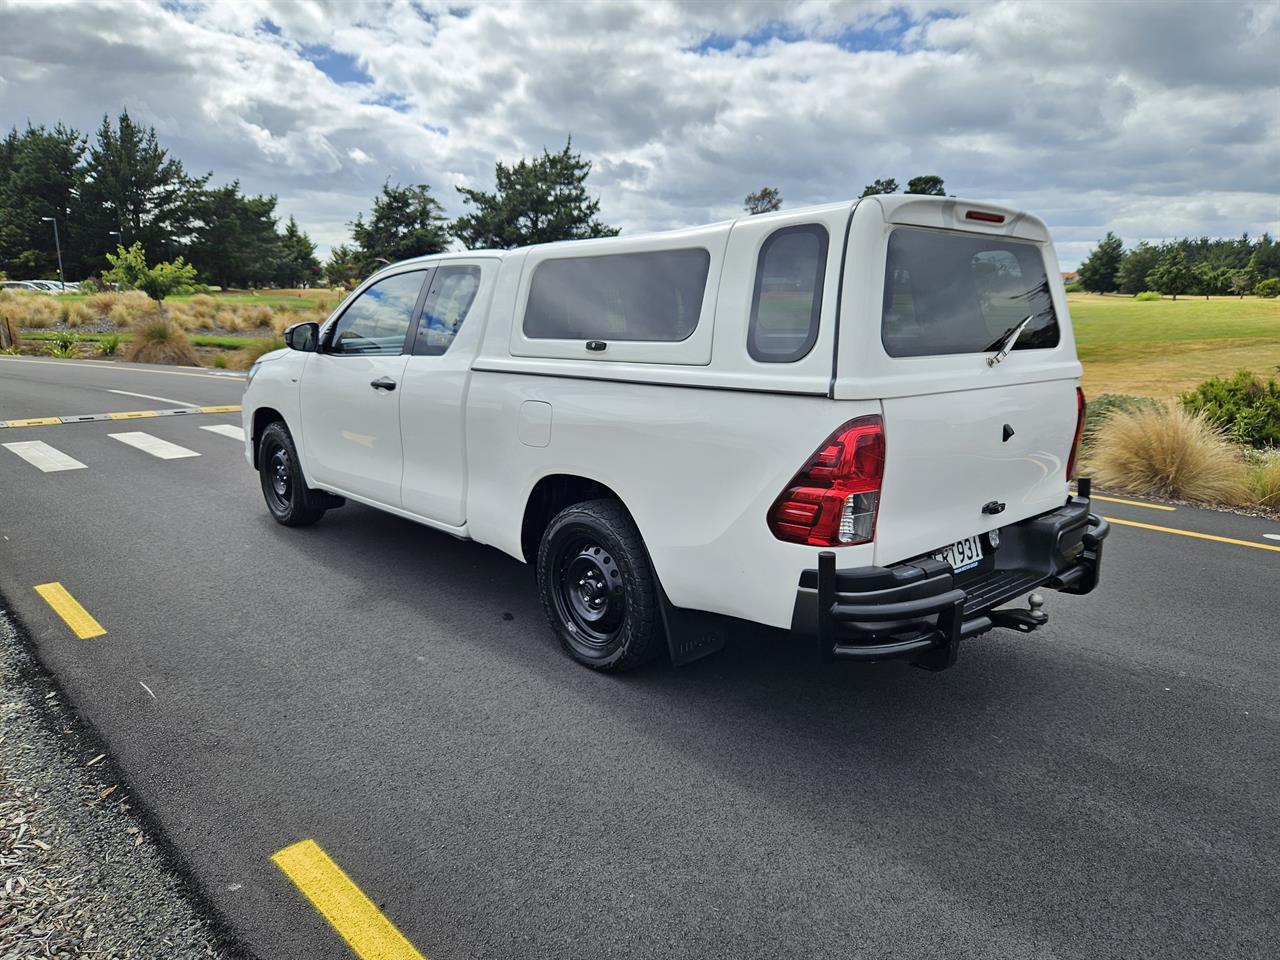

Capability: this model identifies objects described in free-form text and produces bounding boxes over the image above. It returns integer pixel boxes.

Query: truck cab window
[414,265,482,356]
[329,271,426,355]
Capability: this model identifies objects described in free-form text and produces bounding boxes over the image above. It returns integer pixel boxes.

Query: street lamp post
[41,216,66,291]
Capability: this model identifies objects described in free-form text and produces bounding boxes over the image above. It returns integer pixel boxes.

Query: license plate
[933,534,984,573]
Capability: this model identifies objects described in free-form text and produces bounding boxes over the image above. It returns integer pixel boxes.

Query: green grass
[1069,294,1280,398]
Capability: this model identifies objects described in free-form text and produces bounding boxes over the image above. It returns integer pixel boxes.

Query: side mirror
[284,321,319,352]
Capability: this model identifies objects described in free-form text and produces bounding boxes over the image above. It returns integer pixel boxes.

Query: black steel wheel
[257,421,328,527]
[537,499,662,671]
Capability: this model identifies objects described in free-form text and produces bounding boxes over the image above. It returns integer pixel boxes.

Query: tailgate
[876,379,1078,566]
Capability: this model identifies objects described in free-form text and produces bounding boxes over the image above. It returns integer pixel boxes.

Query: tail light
[768,415,884,547]
[1066,387,1086,480]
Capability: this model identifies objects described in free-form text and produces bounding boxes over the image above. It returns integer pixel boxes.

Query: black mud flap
[656,584,727,666]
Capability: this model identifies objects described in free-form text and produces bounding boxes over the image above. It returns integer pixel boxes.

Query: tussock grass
[65,303,96,328]
[232,337,285,370]
[1090,405,1250,504]
[1246,458,1280,508]
[0,294,60,328]
[126,317,200,366]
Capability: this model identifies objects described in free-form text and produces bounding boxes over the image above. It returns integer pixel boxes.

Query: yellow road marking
[3,417,62,427]
[1,406,241,428]
[272,839,427,960]
[1089,494,1176,511]
[1104,516,1280,554]
[34,582,106,639]
[108,409,159,420]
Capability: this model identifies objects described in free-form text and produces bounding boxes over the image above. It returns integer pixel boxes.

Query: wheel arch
[250,406,287,469]
[520,473,630,564]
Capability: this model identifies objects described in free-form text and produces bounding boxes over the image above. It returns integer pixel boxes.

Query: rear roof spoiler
[871,196,1051,243]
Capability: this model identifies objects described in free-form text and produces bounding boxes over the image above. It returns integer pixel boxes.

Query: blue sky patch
[303,45,372,85]
[688,20,804,55]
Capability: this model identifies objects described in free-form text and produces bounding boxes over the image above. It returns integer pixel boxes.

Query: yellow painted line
[199,404,241,414]
[3,416,62,427]
[108,409,159,420]
[1104,516,1280,554]
[272,839,427,960]
[34,582,106,639]
[1090,494,1176,512]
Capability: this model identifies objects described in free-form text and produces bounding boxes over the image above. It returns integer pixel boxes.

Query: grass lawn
[1069,294,1280,398]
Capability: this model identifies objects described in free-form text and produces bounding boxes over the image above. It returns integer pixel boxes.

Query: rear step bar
[804,489,1109,671]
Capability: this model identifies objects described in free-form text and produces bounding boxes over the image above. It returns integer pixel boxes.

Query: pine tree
[452,138,618,249]
[73,111,204,276]
[744,187,783,214]
[1077,232,1124,294]
[350,182,451,274]
[275,216,321,287]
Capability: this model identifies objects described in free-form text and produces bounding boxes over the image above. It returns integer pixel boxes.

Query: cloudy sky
[1,0,1277,267]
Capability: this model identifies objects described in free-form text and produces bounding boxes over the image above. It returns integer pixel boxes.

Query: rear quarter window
[523,248,710,342]
[748,224,829,363]
[882,227,1060,358]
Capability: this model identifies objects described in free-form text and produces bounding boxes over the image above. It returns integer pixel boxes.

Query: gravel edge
[0,607,247,959]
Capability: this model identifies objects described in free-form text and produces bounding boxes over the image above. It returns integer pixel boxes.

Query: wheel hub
[269,448,291,502]
[556,540,625,644]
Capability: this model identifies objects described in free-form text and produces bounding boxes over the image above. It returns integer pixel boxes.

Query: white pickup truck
[242,194,1108,672]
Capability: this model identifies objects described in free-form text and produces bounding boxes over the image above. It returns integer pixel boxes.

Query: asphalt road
[1,355,1277,960]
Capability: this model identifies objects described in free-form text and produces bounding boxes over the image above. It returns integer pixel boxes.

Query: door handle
[370,377,397,391]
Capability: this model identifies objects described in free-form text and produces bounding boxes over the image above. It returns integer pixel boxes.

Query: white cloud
[0,0,1275,265]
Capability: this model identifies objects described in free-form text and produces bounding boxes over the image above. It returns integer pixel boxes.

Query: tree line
[1077,232,1280,299]
[0,111,621,290]
[322,139,617,287]
[0,113,321,288]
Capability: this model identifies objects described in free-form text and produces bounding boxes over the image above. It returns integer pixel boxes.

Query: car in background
[1,280,45,291]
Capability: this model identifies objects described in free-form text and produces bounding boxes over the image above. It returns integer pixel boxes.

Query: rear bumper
[790,495,1109,670]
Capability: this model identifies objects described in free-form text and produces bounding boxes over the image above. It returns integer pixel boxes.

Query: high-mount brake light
[1067,387,1086,481]
[965,210,1005,224]
[768,415,885,547]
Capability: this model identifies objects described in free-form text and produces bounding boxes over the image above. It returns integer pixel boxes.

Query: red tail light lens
[965,210,1005,223]
[768,415,885,546]
[1066,387,1086,480]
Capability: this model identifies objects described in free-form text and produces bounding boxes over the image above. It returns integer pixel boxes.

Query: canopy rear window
[523,248,710,342]
[881,227,1059,358]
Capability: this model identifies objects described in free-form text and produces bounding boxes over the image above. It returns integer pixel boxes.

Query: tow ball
[990,592,1049,633]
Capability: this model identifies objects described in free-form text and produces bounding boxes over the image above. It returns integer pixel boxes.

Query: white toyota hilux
[243,195,1109,672]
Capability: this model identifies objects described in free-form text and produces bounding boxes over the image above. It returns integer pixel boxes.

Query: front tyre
[258,421,328,527]
[537,499,663,672]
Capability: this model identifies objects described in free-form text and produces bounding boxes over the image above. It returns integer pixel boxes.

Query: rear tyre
[537,499,663,672]
[258,421,328,527]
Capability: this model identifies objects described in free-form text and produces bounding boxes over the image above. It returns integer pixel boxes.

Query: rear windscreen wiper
[984,314,1034,367]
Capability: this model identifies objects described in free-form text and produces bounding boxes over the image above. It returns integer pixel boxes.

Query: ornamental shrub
[1181,369,1280,448]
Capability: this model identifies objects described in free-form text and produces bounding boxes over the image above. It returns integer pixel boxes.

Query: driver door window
[330,271,427,355]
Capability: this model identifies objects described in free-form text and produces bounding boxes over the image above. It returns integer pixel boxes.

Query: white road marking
[200,424,245,441]
[3,440,88,472]
[109,431,200,460]
[1265,534,1280,542]
[108,388,195,406]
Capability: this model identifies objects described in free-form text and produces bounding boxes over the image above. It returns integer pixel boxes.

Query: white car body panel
[242,195,1083,633]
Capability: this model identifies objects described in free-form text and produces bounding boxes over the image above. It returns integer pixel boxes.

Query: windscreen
[881,227,1060,358]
